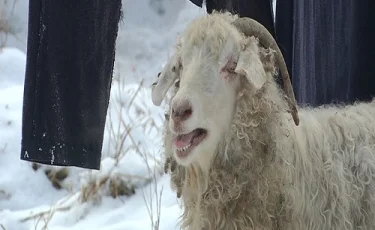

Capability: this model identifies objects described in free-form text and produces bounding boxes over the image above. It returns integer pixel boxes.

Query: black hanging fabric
[189,0,204,8]
[20,0,122,170]
[276,0,375,106]
[274,0,293,81]
[191,0,375,106]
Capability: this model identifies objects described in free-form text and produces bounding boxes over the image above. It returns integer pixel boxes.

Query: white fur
[155,12,375,230]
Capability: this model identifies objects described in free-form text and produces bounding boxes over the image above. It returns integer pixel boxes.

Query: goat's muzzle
[171,100,193,129]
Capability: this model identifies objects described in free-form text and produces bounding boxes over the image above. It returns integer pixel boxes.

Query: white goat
[152,12,375,230]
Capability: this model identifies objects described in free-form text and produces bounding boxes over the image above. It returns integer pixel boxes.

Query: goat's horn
[232,17,299,126]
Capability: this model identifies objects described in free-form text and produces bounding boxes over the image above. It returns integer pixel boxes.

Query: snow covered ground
[0,0,206,229]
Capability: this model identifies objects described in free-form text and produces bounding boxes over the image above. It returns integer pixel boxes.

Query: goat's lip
[174,128,208,158]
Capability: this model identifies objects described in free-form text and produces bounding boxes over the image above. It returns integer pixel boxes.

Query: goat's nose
[172,100,193,122]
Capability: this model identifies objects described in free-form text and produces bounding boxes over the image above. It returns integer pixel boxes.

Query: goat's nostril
[182,108,192,118]
[172,105,193,121]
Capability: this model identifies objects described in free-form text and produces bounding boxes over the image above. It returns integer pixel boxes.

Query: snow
[0,0,206,229]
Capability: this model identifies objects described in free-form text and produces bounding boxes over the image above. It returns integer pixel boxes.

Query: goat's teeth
[177,144,191,152]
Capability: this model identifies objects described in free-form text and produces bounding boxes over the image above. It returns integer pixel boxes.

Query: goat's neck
[179,81,290,229]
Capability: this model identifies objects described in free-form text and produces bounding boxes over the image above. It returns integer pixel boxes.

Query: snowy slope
[0,0,206,229]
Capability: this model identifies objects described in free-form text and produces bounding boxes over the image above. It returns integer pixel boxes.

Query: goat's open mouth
[174,128,208,158]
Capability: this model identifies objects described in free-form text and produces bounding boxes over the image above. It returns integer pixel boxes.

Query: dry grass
[29,69,165,201]
[29,79,164,229]
[0,0,18,48]
[141,154,164,230]
[79,70,164,205]
[32,209,54,230]
[19,64,166,229]
[19,194,77,230]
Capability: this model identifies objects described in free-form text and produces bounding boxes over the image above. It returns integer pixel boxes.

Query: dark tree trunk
[20,0,122,170]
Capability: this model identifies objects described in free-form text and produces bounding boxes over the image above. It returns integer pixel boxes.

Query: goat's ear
[151,54,180,106]
[234,37,267,91]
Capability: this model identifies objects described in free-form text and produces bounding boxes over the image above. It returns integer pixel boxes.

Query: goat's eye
[175,80,180,88]
[223,60,237,74]
[164,112,170,120]
[227,64,237,73]
[228,67,236,73]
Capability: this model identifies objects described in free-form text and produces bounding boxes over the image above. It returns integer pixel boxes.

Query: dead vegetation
[21,69,166,229]
[0,0,19,48]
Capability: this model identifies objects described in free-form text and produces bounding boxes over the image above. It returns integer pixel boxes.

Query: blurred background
[0,0,206,229]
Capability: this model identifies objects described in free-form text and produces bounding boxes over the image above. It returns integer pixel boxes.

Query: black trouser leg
[20,0,122,170]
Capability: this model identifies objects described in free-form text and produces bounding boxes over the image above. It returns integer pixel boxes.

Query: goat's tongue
[175,131,197,148]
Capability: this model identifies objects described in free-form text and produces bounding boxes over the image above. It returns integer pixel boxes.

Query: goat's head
[152,13,298,166]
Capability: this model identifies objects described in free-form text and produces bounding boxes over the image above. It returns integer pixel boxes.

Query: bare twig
[20,204,72,223]
[141,143,164,230]
[80,70,164,204]
[0,143,7,154]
